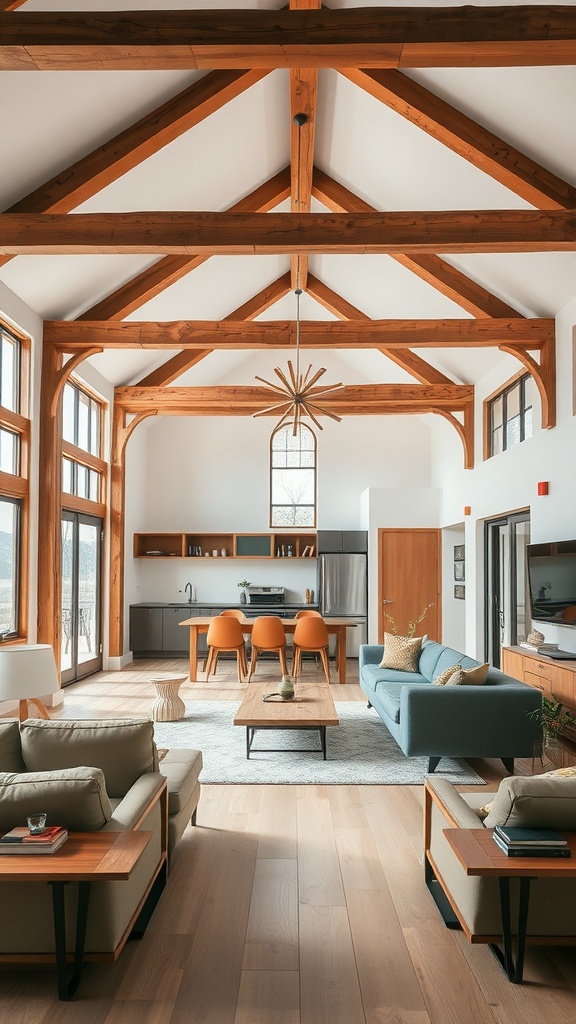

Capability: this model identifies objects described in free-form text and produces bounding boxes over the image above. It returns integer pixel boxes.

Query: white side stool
[149,675,187,722]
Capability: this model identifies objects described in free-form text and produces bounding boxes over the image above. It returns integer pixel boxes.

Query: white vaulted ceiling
[1,0,576,402]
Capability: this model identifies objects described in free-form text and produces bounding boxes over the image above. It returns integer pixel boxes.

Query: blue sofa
[359,641,542,773]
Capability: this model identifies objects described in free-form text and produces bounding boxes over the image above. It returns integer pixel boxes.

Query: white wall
[429,297,576,657]
[122,412,432,650]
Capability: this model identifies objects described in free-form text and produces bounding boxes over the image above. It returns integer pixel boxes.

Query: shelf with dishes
[133,531,316,559]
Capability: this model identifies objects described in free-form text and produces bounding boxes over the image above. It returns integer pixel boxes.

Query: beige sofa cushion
[0,767,112,832]
[379,633,423,672]
[20,718,158,798]
[483,774,576,829]
[0,719,25,773]
[447,662,490,686]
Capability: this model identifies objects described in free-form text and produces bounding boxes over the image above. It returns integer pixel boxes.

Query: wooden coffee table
[234,682,339,759]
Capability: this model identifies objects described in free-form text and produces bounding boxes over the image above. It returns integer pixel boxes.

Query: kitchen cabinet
[129,606,163,654]
[162,607,191,654]
[317,530,367,553]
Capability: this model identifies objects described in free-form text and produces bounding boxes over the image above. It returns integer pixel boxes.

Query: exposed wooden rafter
[339,68,576,210]
[78,169,291,320]
[2,8,576,71]
[311,169,523,318]
[6,210,576,256]
[305,273,454,387]
[45,318,554,351]
[135,273,292,388]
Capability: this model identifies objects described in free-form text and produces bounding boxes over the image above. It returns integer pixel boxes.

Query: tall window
[270,424,316,527]
[61,380,104,502]
[486,373,537,458]
[0,322,29,640]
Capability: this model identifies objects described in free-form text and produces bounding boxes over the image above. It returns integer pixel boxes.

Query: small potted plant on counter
[237,580,251,605]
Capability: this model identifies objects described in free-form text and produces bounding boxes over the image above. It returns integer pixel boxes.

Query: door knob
[382,600,393,605]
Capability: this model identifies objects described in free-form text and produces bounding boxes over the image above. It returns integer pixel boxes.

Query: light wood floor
[2,657,576,1021]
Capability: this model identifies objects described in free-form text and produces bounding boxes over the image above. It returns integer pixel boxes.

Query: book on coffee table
[495,826,568,846]
[0,825,68,854]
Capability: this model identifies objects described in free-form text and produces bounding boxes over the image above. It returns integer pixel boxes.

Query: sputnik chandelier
[253,113,343,436]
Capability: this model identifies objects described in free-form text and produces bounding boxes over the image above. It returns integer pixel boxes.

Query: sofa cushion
[21,718,158,798]
[379,633,422,672]
[0,767,112,832]
[433,663,462,686]
[447,662,490,686]
[362,664,427,694]
[0,720,25,773]
[484,774,576,829]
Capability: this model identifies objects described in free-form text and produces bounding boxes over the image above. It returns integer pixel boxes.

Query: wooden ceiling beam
[289,0,320,292]
[339,69,576,211]
[114,382,473,415]
[305,273,454,386]
[78,168,291,320]
[312,169,524,318]
[135,272,292,387]
[6,70,270,217]
[3,8,576,70]
[8,210,576,256]
[45,318,553,350]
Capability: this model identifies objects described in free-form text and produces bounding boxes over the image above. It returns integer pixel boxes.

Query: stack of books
[520,641,559,653]
[0,825,68,855]
[492,825,570,857]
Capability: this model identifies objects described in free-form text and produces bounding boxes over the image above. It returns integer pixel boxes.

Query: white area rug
[153,701,485,785]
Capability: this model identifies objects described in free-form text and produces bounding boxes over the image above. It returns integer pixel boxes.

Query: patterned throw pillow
[378,633,423,672]
[543,766,576,778]
[433,663,462,686]
[445,662,490,686]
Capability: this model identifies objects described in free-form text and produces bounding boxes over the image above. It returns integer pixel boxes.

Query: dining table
[179,615,358,684]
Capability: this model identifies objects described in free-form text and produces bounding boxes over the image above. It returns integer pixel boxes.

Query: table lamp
[0,644,60,722]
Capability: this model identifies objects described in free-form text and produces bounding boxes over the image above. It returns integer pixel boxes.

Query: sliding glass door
[485,511,530,668]
[61,511,102,684]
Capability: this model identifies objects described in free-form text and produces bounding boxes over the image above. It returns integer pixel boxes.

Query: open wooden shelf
[133,531,317,560]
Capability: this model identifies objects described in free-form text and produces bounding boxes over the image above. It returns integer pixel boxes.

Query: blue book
[495,826,567,847]
[493,834,571,858]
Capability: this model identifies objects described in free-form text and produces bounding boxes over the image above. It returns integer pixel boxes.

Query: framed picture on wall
[454,585,465,600]
[454,544,465,561]
[454,560,465,581]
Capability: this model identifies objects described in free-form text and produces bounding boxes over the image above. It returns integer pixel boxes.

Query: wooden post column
[37,342,63,653]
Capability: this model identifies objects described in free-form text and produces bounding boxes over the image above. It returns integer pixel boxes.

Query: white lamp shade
[0,644,59,701]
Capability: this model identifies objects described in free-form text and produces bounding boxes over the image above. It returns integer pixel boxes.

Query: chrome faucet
[185,582,193,604]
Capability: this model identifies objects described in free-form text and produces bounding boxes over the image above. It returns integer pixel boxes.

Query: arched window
[270,424,316,527]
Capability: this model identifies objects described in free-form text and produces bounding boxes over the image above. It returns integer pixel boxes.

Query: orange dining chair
[247,615,288,682]
[295,609,322,619]
[561,605,576,622]
[205,615,248,683]
[292,615,331,685]
[220,609,246,619]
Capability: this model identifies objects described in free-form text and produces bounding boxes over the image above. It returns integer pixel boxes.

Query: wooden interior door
[378,529,441,642]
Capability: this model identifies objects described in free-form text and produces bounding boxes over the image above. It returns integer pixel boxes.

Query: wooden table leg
[188,625,199,682]
[337,627,346,683]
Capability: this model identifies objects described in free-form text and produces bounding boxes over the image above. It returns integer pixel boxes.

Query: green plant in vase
[237,580,251,605]
[528,695,576,768]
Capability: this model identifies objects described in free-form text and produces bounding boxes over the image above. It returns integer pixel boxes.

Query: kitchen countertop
[130,602,319,611]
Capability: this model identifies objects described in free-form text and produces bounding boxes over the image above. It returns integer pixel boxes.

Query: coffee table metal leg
[491,876,532,984]
[51,880,91,1000]
[320,726,327,759]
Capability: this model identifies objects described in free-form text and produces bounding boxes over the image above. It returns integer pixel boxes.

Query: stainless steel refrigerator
[318,552,367,658]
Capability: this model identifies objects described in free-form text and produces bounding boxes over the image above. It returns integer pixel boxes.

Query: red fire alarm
[537,481,549,496]
[464,506,471,516]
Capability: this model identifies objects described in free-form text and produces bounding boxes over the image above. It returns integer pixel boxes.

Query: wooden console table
[0,830,153,1000]
[444,827,576,983]
[179,615,358,684]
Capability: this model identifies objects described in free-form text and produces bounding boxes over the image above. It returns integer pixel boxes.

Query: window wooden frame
[0,321,30,642]
[61,380,107,516]
[483,370,533,461]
